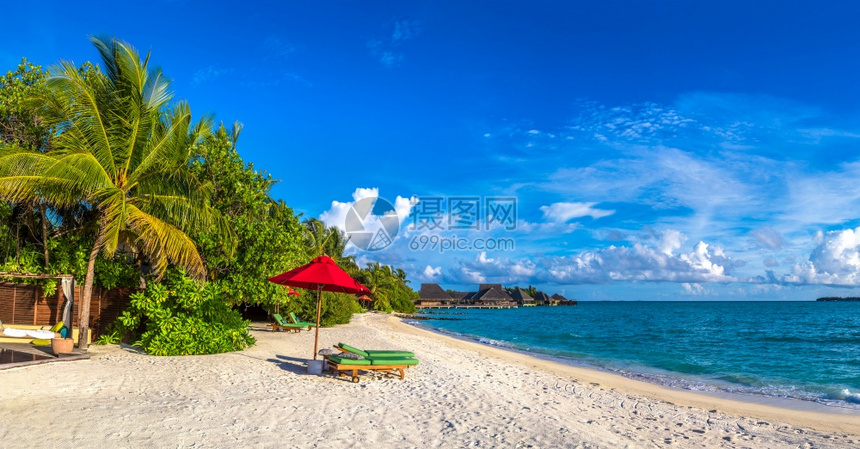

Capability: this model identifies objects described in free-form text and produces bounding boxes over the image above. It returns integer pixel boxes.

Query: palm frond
[94,187,128,257]
[45,60,117,177]
[126,204,206,279]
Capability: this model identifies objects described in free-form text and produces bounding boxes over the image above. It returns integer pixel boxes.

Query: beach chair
[289,312,316,328]
[268,314,311,333]
[326,354,419,383]
[337,342,415,358]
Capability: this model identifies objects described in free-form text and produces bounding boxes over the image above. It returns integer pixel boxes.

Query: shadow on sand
[267,354,356,383]
[268,354,316,375]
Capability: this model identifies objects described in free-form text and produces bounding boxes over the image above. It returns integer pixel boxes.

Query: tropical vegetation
[0,36,417,355]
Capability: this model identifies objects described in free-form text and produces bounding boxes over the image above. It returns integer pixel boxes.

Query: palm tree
[359,261,396,311]
[302,218,353,266]
[0,37,220,349]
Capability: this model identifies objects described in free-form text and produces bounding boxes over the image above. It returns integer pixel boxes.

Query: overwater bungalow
[470,284,517,307]
[552,293,578,306]
[532,291,552,306]
[448,291,472,305]
[416,284,454,307]
[510,287,536,306]
[416,283,516,308]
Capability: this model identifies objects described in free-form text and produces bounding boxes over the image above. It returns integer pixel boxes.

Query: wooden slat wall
[0,282,134,337]
[0,283,16,325]
[13,285,36,324]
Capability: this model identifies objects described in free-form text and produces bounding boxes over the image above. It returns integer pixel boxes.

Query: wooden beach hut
[448,291,472,305]
[533,291,552,306]
[510,287,535,306]
[471,284,516,307]
[552,293,578,306]
[416,284,453,307]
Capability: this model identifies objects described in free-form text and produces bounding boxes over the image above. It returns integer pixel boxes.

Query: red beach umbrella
[355,294,373,308]
[268,256,370,359]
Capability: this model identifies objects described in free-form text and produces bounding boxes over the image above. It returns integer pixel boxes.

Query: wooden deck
[0,343,89,370]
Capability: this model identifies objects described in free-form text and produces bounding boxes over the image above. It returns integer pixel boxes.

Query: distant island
[816,297,860,302]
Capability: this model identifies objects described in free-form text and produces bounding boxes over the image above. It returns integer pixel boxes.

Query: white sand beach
[1,313,859,448]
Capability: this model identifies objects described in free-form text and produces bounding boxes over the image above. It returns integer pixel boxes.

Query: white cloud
[749,227,786,250]
[437,230,739,286]
[421,265,442,280]
[449,266,486,284]
[681,282,707,295]
[657,229,686,256]
[542,147,756,217]
[449,252,536,284]
[545,239,736,284]
[319,188,417,251]
[516,219,580,234]
[779,228,860,286]
[540,202,615,223]
[319,187,380,231]
[566,101,696,143]
[782,161,860,226]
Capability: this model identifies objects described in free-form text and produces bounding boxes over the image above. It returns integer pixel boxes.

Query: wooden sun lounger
[266,323,304,333]
[324,348,419,383]
[268,314,311,333]
[326,359,410,383]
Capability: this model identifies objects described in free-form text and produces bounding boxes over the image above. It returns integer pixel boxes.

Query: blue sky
[5,1,860,300]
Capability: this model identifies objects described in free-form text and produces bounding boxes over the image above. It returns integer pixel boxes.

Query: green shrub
[287,290,361,327]
[114,270,255,356]
[93,328,121,345]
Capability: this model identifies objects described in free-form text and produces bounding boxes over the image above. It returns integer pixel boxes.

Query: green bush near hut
[114,270,255,356]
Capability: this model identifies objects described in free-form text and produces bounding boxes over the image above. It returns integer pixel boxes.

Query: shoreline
[406,319,860,416]
[391,315,860,434]
[1,312,858,447]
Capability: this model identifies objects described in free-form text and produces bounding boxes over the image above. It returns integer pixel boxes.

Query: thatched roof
[472,286,513,302]
[510,288,534,302]
[533,292,552,302]
[449,291,472,301]
[418,284,452,301]
[551,293,567,301]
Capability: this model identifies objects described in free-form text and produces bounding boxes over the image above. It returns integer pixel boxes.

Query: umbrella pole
[313,285,322,360]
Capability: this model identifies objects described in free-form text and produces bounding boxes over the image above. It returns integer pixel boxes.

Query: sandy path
[1,313,858,448]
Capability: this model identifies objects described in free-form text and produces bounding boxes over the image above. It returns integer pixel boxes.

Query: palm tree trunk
[78,228,104,350]
[39,202,49,267]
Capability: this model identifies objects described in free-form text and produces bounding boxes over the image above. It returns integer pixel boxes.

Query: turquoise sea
[415,301,860,409]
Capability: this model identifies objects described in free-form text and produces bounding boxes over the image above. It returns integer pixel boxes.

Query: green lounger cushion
[338,342,414,358]
[369,357,419,366]
[338,343,370,358]
[366,350,415,357]
[289,312,314,326]
[272,314,306,328]
[328,355,372,365]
